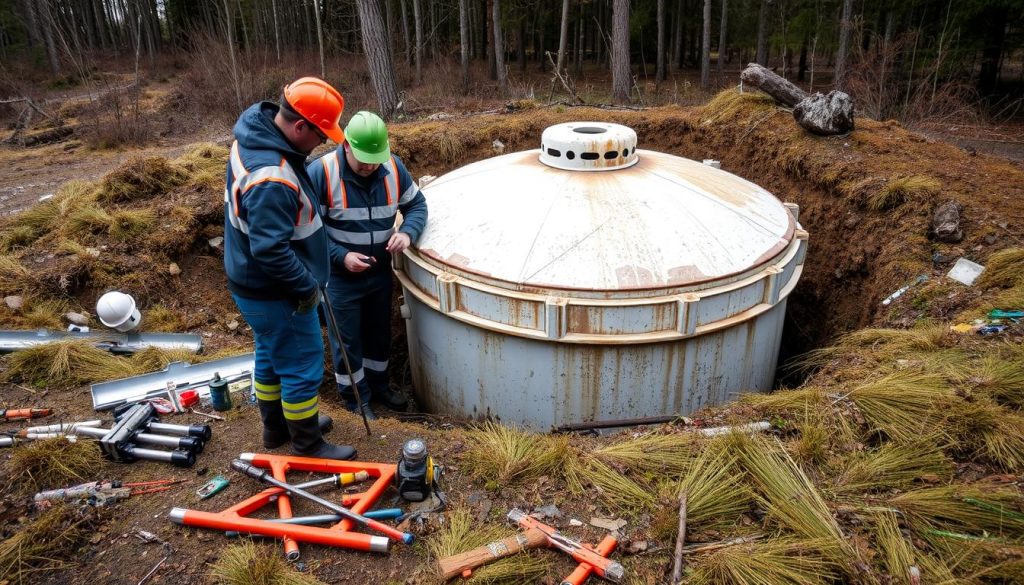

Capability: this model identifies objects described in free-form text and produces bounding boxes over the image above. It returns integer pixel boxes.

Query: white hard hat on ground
[96,291,142,332]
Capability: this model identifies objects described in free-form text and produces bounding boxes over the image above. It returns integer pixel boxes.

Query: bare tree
[38,1,61,75]
[755,0,770,66]
[412,0,423,84]
[222,0,241,110]
[556,0,571,75]
[400,0,411,66]
[656,0,665,83]
[312,0,325,78]
[611,0,630,103]
[717,0,728,81]
[459,0,470,93]
[673,0,683,69]
[834,0,852,90]
[271,0,281,61]
[493,0,507,94]
[355,0,400,118]
[700,0,710,90]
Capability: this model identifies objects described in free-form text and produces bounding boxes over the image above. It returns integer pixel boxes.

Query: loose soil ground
[1,87,1023,585]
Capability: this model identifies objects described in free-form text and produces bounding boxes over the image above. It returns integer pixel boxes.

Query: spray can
[209,373,232,412]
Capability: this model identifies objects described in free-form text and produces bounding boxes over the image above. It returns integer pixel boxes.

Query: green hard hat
[344,111,391,164]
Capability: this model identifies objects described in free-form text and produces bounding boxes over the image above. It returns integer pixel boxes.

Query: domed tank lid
[414,124,795,294]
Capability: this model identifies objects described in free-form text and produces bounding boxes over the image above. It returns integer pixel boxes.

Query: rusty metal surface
[415,149,794,292]
[404,293,789,430]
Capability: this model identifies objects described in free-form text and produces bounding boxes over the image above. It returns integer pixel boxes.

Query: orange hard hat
[283,77,345,143]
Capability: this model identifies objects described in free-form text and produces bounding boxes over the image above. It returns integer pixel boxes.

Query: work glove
[294,289,321,314]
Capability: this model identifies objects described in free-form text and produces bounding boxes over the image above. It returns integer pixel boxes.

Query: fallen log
[740,63,855,135]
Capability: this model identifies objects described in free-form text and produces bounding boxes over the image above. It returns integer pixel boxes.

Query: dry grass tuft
[873,511,926,584]
[64,205,113,235]
[660,443,751,530]
[848,372,951,443]
[565,455,657,511]
[736,436,858,570]
[741,386,829,415]
[968,355,1024,410]
[175,142,228,188]
[594,431,697,475]
[463,422,569,486]
[0,340,130,387]
[107,208,155,240]
[0,505,97,582]
[4,437,106,494]
[21,297,71,329]
[0,254,29,279]
[426,508,549,584]
[889,484,1024,538]
[689,539,840,585]
[830,442,952,495]
[144,304,186,331]
[96,156,189,203]
[701,89,776,126]
[0,225,36,252]
[868,175,941,211]
[207,540,326,585]
[975,248,1024,289]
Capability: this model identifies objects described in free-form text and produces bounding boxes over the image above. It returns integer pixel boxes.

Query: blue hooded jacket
[223,102,329,301]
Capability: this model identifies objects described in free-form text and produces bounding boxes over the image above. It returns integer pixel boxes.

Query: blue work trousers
[325,270,392,409]
[230,293,324,410]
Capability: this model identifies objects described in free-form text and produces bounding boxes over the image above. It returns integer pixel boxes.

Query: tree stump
[740,63,855,135]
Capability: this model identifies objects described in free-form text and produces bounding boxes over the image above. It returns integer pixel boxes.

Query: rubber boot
[287,415,357,460]
[373,386,408,410]
[259,400,334,449]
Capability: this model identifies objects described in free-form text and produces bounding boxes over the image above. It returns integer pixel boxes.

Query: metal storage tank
[394,122,808,430]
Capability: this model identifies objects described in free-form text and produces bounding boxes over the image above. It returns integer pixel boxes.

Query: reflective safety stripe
[326,226,395,246]
[327,203,398,222]
[398,182,420,205]
[282,395,319,420]
[335,368,365,387]
[363,358,388,372]
[254,381,282,401]
[228,141,322,241]
[323,151,347,208]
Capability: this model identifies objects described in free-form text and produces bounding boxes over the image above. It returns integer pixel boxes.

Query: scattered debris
[64,311,89,326]
[4,295,23,310]
[196,475,230,500]
[207,236,224,248]
[492,138,505,154]
[168,262,181,276]
[90,352,253,410]
[569,518,584,527]
[590,517,628,531]
[947,258,985,285]
[532,504,562,520]
[931,201,964,243]
[881,275,928,306]
[0,407,52,422]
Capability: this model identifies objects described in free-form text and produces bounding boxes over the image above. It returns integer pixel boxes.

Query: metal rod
[146,421,211,440]
[126,445,195,467]
[231,460,412,543]
[223,510,402,537]
[553,415,683,433]
[320,286,372,437]
[25,420,103,433]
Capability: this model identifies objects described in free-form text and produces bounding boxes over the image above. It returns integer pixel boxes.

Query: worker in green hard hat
[307,111,428,420]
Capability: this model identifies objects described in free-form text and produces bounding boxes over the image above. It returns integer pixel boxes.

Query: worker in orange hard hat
[224,77,356,461]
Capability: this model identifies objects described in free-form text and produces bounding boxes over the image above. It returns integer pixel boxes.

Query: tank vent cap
[539,122,639,171]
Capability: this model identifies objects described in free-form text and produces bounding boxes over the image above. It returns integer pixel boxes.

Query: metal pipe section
[230,460,414,544]
[146,421,211,440]
[0,329,203,354]
[223,509,404,537]
[25,420,102,433]
[126,445,195,467]
[91,354,254,411]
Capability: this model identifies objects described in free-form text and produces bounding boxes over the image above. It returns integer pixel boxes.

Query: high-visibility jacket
[307,149,427,275]
[224,102,329,301]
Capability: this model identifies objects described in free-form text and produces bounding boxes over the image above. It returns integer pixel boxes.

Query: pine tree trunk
[755,0,769,66]
[19,0,40,50]
[656,0,665,82]
[700,0,710,89]
[412,0,423,84]
[493,0,507,94]
[575,1,584,76]
[486,0,496,79]
[673,0,683,69]
[39,1,61,75]
[556,0,570,75]
[355,0,400,118]
[400,0,411,66]
[611,0,630,103]
[717,0,727,82]
[312,0,325,78]
[834,0,852,90]
[222,0,241,110]
[518,14,527,72]
[459,0,470,93]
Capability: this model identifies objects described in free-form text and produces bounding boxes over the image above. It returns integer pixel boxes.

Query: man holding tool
[224,77,355,460]
[307,111,428,420]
